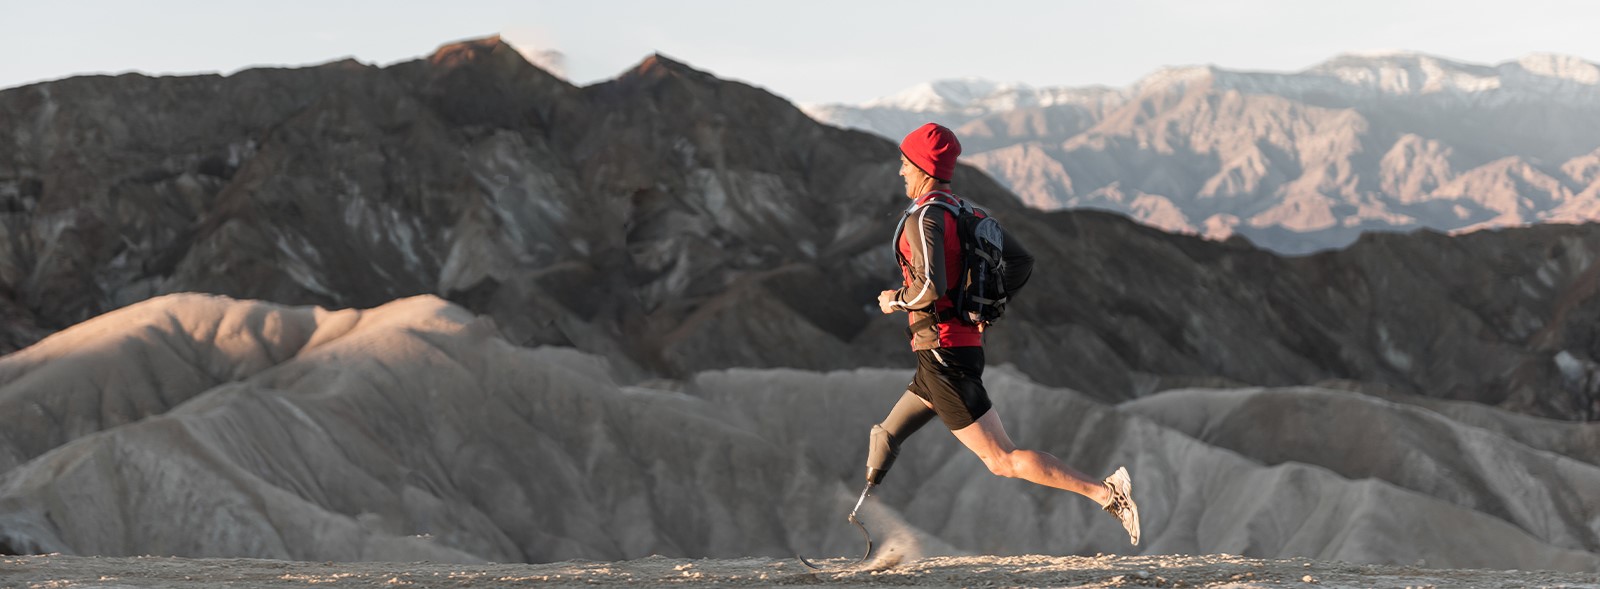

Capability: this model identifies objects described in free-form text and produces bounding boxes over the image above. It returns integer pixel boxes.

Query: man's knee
[866,424,900,485]
[982,450,1019,479]
[867,394,937,485]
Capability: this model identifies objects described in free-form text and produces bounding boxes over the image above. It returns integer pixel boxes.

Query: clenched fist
[877,290,900,314]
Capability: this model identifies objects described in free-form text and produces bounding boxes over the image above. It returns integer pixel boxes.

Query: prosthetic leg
[866,391,938,485]
[799,392,938,571]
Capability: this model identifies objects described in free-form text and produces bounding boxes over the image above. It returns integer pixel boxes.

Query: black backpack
[895,193,1010,330]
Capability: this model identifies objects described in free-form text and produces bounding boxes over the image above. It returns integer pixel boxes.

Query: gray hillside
[0,294,1593,572]
[1121,388,1600,553]
[0,295,356,473]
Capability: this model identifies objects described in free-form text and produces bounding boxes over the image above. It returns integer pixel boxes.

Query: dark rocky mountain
[2,37,1600,420]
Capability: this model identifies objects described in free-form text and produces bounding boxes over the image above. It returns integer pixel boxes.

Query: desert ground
[4,553,1599,589]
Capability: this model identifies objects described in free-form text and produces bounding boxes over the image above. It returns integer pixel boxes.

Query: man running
[866,122,1141,545]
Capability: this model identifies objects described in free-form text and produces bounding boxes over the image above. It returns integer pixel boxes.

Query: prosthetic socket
[865,392,937,485]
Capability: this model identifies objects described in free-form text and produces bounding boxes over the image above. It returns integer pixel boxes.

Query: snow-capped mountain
[807,52,1600,253]
[858,77,1126,113]
[800,79,1125,151]
[1137,51,1600,106]
[860,77,1008,111]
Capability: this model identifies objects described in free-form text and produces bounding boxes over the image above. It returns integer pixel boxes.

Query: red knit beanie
[899,123,962,182]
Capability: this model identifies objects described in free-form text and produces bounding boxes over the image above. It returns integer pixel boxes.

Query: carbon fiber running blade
[796,514,872,571]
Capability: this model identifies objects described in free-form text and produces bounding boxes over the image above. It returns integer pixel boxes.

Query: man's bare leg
[949,407,1111,505]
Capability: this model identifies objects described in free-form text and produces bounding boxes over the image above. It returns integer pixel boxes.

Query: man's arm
[891,205,948,311]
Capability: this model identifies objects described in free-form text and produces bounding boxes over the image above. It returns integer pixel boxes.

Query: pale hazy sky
[4,0,1599,105]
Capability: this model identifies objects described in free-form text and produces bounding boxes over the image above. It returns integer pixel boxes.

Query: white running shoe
[1102,466,1141,546]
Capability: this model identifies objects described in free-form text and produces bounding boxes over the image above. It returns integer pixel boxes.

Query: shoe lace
[1103,484,1130,518]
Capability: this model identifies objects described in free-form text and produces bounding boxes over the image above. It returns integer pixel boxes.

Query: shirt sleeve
[893,205,948,310]
[1000,226,1034,295]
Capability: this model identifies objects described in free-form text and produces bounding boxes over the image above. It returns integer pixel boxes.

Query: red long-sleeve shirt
[891,191,1033,350]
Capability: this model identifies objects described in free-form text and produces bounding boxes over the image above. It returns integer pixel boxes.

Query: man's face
[899,156,921,199]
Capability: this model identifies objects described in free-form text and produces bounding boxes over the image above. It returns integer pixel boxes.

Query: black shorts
[907,346,992,430]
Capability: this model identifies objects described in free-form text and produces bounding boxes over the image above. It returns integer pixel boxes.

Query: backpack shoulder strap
[894,193,962,248]
[913,193,964,231]
[922,191,963,213]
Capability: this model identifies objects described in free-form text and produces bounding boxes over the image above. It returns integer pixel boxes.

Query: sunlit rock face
[4,38,1600,421]
[807,54,1600,255]
[0,294,1595,572]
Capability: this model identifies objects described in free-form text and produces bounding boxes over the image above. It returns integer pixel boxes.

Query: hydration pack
[895,193,1010,329]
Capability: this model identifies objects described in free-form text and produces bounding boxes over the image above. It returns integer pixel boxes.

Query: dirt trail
[3,554,1597,588]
